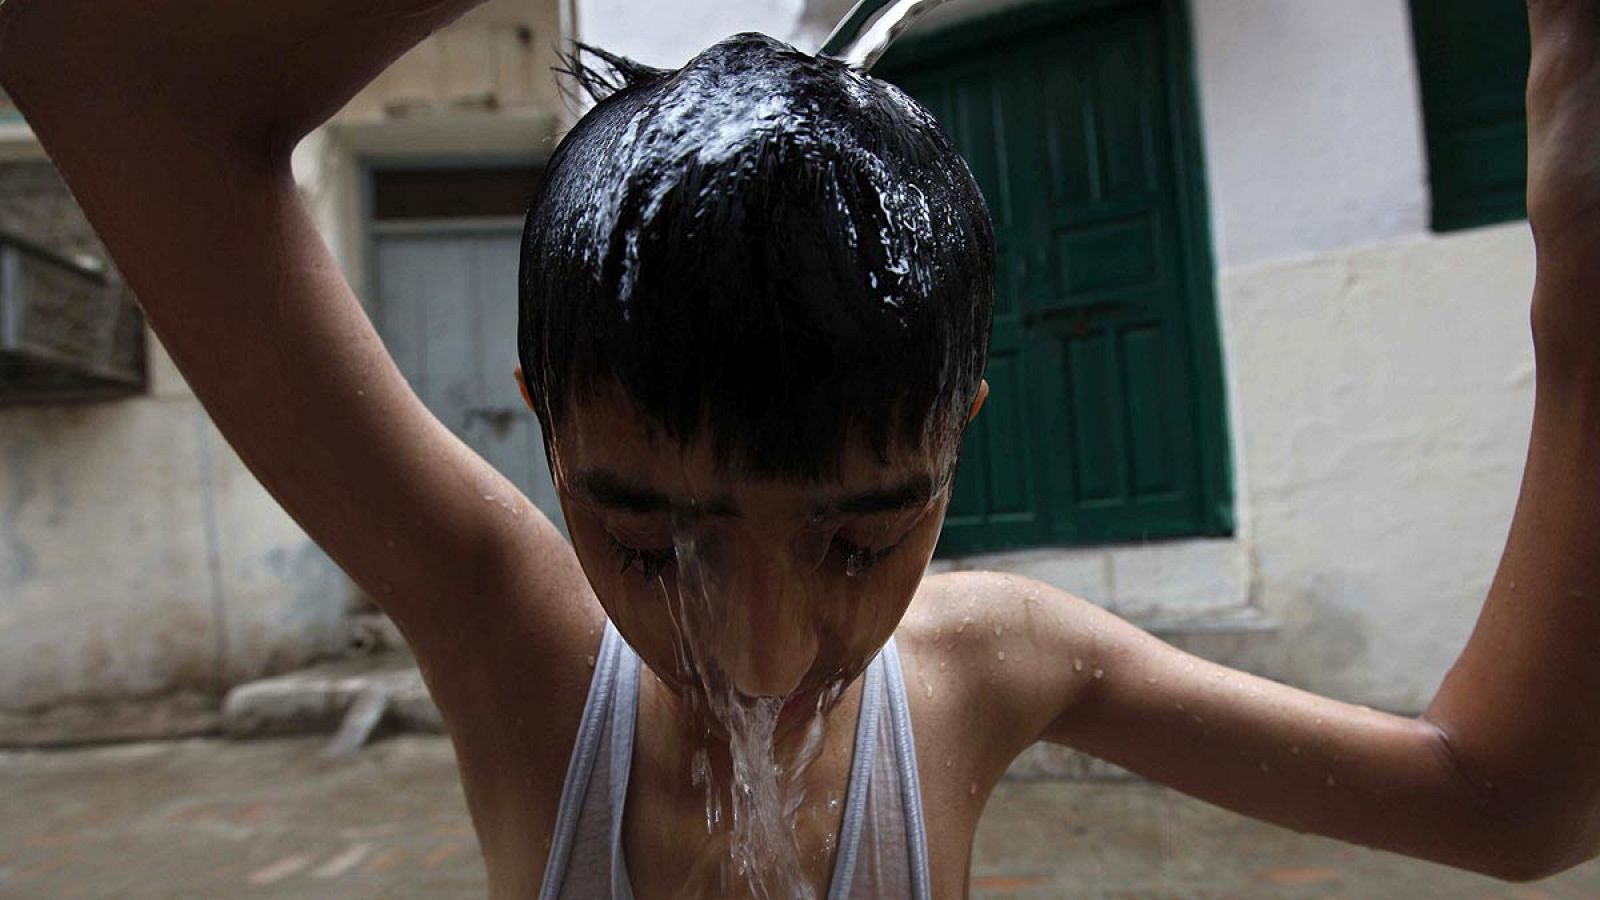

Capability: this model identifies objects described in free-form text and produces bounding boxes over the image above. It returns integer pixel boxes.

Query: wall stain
[2,435,39,585]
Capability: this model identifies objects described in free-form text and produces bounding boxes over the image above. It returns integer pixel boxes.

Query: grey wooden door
[372,223,566,536]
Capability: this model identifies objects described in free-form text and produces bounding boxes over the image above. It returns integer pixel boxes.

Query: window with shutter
[872,0,1232,554]
[1408,0,1532,232]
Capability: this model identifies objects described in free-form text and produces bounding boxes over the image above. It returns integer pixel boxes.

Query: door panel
[882,0,1224,552]
[898,56,1051,552]
[373,228,567,537]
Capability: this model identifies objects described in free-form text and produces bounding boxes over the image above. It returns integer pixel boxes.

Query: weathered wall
[0,167,351,736]
[1221,224,1535,709]
[1,0,574,736]
[1190,0,1431,267]
[1187,1,1536,709]
[341,0,567,121]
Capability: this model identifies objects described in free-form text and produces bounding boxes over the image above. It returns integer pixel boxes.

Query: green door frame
[858,0,1234,545]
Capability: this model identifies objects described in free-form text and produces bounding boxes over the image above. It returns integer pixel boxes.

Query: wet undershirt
[537,620,932,899]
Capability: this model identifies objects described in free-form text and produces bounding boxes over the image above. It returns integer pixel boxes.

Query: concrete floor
[2,736,1597,899]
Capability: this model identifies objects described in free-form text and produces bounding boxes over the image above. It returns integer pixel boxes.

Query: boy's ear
[514,366,537,414]
[967,379,989,424]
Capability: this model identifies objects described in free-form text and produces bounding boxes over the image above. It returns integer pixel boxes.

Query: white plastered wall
[0,327,351,724]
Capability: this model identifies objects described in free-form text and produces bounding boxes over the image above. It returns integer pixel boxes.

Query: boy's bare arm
[968,0,1600,883]
[0,0,602,691]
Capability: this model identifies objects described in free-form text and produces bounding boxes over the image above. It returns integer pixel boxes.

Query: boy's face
[528,378,973,719]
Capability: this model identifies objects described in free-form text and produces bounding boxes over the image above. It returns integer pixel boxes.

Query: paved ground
[2,736,1598,899]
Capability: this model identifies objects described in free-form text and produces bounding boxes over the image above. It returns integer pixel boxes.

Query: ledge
[322,108,564,161]
[930,537,1255,622]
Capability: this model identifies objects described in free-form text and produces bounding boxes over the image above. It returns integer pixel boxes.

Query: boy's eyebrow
[571,470,739,517]
[571,470,938,519]
[812,475,937,517]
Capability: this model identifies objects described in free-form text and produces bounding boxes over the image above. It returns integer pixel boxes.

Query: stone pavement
[2,736,1598,899]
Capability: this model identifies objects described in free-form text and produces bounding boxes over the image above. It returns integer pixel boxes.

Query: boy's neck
[638,663,868,799]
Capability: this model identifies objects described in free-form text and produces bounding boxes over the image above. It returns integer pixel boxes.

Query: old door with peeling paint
[370,172,566,537]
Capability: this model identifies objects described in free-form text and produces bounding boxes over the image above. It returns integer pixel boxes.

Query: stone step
[220,653,442,740]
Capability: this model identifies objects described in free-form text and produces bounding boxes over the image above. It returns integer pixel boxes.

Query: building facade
[0,0,1538,738]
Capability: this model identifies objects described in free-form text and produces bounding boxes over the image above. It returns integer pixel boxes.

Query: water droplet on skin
[956,616,972,634]
[1175,702,1185,712]
[996,651,1006,662]
[924,682,934,699]
[1259,761,1271,773]
[1290,745,1301,755]
[1192,714,1205,725]
[1326,775,1337,787]
[357,389,366,396]
[939,661,947,672]
[944,758,954,769]
[969,782,978,796]
[1073,659,1084,673]
[1093,668,1105,680]
[585,655,596,668]
[993,623,1003,637]
[1144,676,1159,685]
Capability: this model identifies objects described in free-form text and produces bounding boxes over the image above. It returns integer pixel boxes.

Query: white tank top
[538,620,933,899]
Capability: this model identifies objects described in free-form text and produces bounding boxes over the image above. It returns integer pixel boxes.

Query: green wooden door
[879,0,1230,554]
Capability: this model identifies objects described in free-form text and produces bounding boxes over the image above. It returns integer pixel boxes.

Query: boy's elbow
[1479,793,1600,883]
[1422,719,1600,883]
[1491,837,1594,884]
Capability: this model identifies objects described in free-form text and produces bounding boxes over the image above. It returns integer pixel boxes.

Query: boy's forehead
[552,391,956,514]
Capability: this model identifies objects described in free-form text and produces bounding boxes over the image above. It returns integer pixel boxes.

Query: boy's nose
[717,562,818,698]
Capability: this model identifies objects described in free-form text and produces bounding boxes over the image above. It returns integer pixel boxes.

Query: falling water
[822,0,958,72]
[653,510,843,900]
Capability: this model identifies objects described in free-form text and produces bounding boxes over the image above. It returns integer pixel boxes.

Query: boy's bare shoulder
[891,571,1123,787]
[901,569,1098,651]
[897,571,1104,754]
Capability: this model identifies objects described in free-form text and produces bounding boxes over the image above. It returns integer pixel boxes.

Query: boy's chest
[621,676,991,898]
[465,632,1002,898]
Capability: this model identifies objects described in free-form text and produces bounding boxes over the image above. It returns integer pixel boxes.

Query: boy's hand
[1526,0,1600,373]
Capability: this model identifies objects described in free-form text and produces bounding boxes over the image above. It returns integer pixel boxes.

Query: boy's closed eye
[601,523,908,578]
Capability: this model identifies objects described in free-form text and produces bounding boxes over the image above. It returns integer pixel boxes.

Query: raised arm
[0,0,601,690]
[961,0,1600,883]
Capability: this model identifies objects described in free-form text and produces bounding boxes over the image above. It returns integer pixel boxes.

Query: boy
[3,0,1598,897]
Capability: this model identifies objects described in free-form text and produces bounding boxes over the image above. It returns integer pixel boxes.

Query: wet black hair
[518,32,995,480]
